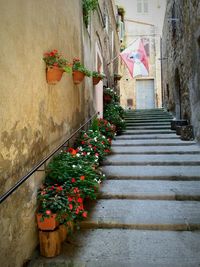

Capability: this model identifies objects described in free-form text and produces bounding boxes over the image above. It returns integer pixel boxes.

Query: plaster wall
[0,1,90,266]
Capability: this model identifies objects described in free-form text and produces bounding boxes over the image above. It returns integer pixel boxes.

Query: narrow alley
[1,0,200,266]
[29,109,200,266]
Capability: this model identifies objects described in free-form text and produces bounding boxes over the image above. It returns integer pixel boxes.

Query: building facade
[162,0,200,140]
[116,0,166,109]
[0,1,120,266]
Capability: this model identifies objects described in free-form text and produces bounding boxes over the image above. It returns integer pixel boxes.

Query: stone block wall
[162,0,200,140]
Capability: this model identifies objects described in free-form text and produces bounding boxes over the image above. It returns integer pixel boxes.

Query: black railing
[0,112,98,204]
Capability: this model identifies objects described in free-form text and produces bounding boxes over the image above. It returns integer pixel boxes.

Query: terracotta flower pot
[93,77,102,85]
[103,94,112,104]
[73,70,85,84]
[39,229,61,258]
[46,66,64,85]
[36,213,59,231]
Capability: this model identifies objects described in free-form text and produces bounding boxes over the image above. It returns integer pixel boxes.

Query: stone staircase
[29,109,200,267]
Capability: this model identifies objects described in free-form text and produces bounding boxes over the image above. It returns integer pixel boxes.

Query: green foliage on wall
[82,0,98,28]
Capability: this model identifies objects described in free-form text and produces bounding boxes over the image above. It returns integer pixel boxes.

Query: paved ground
[28,109,200,267]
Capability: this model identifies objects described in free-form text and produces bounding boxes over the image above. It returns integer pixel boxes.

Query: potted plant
[72,58,91,84]
[114,73,122,81]
[43,50,71,84]
[92,71,105,85]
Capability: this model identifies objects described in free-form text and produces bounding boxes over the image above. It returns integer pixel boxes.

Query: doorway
[136,79,155,109]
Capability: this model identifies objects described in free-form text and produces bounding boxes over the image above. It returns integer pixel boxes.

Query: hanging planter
[103,93,112,104]
[72,70,85,84]
[114,74,122,81]
[46,66,64,85]
[93,77,102,85]
[36,213,59,231]
[43,49,71,85]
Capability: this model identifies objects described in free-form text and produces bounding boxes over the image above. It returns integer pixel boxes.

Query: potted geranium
[43,50,71,84]
[72,58,91,84]
[92,71,105,85]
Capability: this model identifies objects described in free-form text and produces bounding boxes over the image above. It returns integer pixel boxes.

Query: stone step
[122,129,175,135]
[103,154,200,166]
[112,139,196,146]
[126,125,171,130]
[112,145,200,154]
[115,134,178,140]
[81,200,200,230]
[125,119,172,122]
[99,180,200,200]
[124,115,173,119]
[28,229,200,267]
[125,122,171,126]
[102,165,200,180]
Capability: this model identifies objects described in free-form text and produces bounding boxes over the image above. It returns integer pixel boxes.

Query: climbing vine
[82,0,98,28]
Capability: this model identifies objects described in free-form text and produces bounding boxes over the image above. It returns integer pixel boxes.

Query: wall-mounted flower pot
[46,66,64,85]
[93,77,101,85]
[73,70,85,84]
[103,94,112,104]
[36,213,59,231]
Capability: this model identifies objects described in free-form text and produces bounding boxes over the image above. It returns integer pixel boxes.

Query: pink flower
[82,211,87,218]
[46,210,51,215]
[71,178,76,183]
[69,204,73,210]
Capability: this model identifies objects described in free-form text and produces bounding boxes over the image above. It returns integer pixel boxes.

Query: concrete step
[81,200,200,230]
[103,154,200,166]
[122,129,175,135]
[102,165,200,180]
[115,134,178,140]
[111,145,200,154]
[99,180,200,200]
[124,115,173,119]
[112,139,196,146]
[28,229,200,267]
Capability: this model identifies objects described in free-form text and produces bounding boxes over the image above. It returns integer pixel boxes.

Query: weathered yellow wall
[0,1,93,266]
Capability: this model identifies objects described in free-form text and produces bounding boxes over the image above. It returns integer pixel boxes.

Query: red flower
[46,210,51,215]
[77,197,83,203]
[80,175,85,181]
[75,208,80,214]
[68,196,73,202]
[56,186,63,191]
[82,211,87,218]
[81,141,85,145]
[69,204,73,210]
[71,178,76,183]
[82,152,87,156]
[102,141,105,145]
[95,153,99,156]
[68,148,77,155]
[73,187,79,194]
[93,146,97,151]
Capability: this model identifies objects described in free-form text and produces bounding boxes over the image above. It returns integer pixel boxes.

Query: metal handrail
[0,112,98,204]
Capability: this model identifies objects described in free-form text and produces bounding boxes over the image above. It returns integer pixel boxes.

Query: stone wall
[0,1,119,266]
[162,0,200,140]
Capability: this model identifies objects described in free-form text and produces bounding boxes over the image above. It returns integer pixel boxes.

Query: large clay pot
[93,77,101,85]
[36,213,59,231]
[46,66,64,85]
[73,70,85,84]
[39,229,61,258]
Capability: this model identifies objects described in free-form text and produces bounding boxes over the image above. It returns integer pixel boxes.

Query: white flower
[87,152,90,155]
[76,153,80,157]
[72,165,76,168]
[78,146,83,151]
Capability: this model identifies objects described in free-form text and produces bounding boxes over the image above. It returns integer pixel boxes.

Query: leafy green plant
[72,57,91,76]
[104,102,126,133]
[43,49,72,73]
[92,71,105,79]
[82,0,98,27]
[97,118,116,139]
[103,87,120,102]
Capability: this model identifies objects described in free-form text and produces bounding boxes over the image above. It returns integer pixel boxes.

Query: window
[137,0,148,14]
